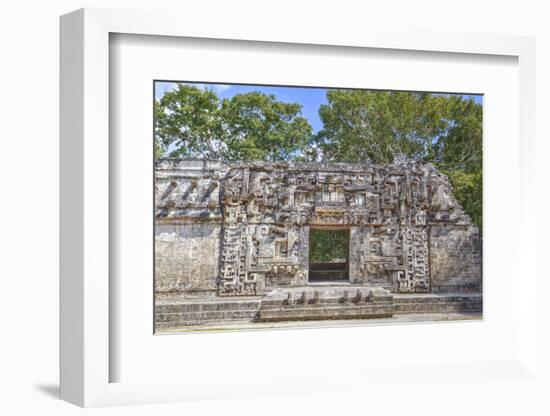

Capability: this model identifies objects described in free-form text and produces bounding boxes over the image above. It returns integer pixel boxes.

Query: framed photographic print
[60,7,538,408]
[152,80,483,334]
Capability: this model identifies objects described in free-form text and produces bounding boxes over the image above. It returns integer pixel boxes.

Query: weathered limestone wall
[349,227,366,285]
[429,225,482,292]
[155,158,482,296]
[155,223,221,293]
[155,160,224,295]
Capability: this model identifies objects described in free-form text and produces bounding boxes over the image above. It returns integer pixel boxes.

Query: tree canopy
[309,229,349,263]
[155,85,482,228]
[155,85,312,161]
[316,90,449,164]
[314,90,482,227]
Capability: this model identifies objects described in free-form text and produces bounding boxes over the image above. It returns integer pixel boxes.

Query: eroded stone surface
[155,158,482,300]
[256,286,393,322]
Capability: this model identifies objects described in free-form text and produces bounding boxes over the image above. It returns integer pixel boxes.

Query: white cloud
[155,82,232,100]
[192,83,232,95]
[211,84,232,94]
[154,82,178,100]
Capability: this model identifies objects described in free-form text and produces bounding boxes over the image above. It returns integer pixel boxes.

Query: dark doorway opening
[308,228,349,282]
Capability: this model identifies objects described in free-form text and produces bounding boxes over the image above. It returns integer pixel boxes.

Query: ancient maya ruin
[155,157,482,331]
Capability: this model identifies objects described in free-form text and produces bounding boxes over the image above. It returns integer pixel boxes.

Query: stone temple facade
[155,157,482,330]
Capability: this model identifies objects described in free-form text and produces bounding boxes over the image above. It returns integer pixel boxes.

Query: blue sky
[155,81,482,134]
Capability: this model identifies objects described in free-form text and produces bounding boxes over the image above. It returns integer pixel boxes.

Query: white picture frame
[60,7,537,408]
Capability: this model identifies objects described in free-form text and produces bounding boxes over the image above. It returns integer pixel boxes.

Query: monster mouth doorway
[308,228,350,282]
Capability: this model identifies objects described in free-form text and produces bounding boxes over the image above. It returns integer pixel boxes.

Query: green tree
[316,90,449,164]
[155,85,225,159]
[433,96,483,172]
[155,85,312,161]
[155,85,483,229]
[316,90,482,229]
[219,92,313,161]
[434,96,483,228]
[442,169,482,228]
[309,229,349,263]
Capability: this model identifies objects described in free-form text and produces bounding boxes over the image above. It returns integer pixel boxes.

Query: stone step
[310,262,347,271]
[257,286,394,322]
[155,292,482,329]
[394,294,481,303]
[156,318,252,329]
[156,300,260,314]
[156,309,259,323]
[394,295,482,314]
[308,270,348,281]
[257,304,393,322]
[155,299,261,327]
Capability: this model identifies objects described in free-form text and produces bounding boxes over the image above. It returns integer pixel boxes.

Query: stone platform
[160,312,482,333]
[256,286,393,322]
[394,293,482,314]
[155,297,261,330]
[155,287,482,331]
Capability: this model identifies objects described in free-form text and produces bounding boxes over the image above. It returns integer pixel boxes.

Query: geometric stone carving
[155,157,481,296]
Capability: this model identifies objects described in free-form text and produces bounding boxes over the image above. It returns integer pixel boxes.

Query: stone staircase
[308,262,348,282]
[394,293,482,314]
[155,298,261,329]
[155,290,482,330]
[256,286,393,322]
